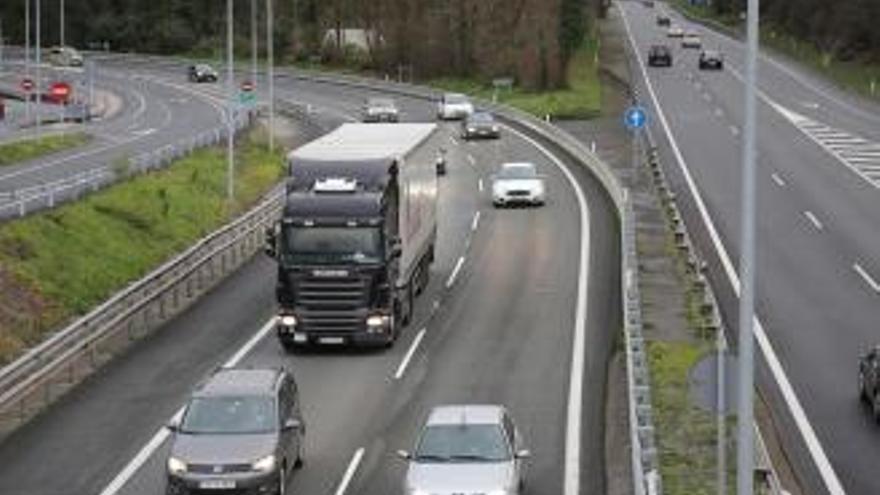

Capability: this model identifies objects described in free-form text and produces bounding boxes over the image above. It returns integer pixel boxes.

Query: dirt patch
[0,267,61,365]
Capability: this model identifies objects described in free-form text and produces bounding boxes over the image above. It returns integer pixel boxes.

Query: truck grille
[294,274,370,333]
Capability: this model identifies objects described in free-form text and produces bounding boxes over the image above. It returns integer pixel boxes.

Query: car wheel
[872,392,880,422]
[295,441,305,469]
[278,463,287,495]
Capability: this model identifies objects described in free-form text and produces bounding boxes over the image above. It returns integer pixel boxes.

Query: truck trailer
[266,123,442,349]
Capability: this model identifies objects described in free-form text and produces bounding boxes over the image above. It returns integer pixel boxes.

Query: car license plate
[199,480,236,489]
[319,336,345,345]
[293,333,307,343]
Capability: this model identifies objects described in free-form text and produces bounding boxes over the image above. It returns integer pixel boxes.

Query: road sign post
[624,106,648,172]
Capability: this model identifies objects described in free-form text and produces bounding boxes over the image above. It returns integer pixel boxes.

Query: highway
[0,53,228,201]
[0,59,620,495]
[618,1,880,493]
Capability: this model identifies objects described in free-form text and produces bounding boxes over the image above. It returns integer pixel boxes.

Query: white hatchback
[491,162,546,207]
[437,93,474,120]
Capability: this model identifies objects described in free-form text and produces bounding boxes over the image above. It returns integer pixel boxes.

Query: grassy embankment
[0,130,285,364]
[429,38,603,120]
[0,133,92,167]
[672,0,880,102]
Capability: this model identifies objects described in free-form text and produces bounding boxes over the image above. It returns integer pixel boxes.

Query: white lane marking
[803,211,823,231]
[131,128,156,137]
[393,328,427,380]
[500,124,591,495]
[771,173,786,187]
[334,448,365,495]
[449,135,458,145]
[446,256,466,288]
[98,318,277,495]
[730,125,740,136]
[618,4,846,494]
[854,264,880,293]
[467,154,476,166]
[478,178,484,192]
[714,108,724,118]
[471,211,481,231]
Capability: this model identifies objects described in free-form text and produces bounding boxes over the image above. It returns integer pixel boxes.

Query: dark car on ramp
[461,112,501,140]
[648,45,673,67]
[165,367,305,495]
[699,50,724,70]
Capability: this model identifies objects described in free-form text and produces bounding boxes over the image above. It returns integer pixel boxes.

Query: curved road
[0,61,620,495]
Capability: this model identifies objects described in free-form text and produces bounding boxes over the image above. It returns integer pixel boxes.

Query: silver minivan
[398,405,531,495]
[166,367,305,495]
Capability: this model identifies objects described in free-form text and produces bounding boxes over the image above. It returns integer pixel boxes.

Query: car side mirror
[396,450,412,460]
[515,449,531,459]
[264,226,277,258]
[283,418,302,431]
[389,238,403,259]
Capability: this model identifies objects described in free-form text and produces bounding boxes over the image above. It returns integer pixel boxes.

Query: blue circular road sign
[624,106,648,130]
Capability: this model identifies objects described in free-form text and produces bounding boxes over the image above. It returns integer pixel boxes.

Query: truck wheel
[402,287,413,326]
[872,393,880,422]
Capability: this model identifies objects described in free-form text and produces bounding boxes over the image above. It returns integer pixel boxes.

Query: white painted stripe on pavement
[478,178,484,192]
[334,448,365,495]
[500,124,591,495]
[618,5,846,494]
[98,318,277,495]
[446,256,466,288]
[771,173,786,187]
[471,211,481,231]
[803,211,823,231]
[854,264,880,293]
[393,328,427,380]
[467,154,476,166]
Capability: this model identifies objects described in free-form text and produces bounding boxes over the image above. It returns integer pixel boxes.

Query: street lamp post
[736,0,760,494]
[60,0,64,47]
[226,0,235,200]
[266,0,274,151]
[25,0,31,122]
[35,0,41,137]
[251,0,258,93]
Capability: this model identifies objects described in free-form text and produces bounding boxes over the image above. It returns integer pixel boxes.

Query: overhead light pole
[25,0,31,122]
[35,0,41,137]
[60,0,64,46]
[251,0,258,92]
[736,0,759,494]
[266,0,274,151]
[226,0,235,200]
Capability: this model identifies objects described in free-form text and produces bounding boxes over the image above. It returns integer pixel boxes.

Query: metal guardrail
[0,111,255,220]
[0,184,285,433]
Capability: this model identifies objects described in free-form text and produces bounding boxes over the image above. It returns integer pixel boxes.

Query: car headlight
[252,454,277,473]
[280,315,297,327]
[167,456,187,475]
[367,315,389,327]
[467,127,476,132]
[492,125,499,132]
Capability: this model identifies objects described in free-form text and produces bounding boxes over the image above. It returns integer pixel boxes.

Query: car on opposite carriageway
[165,367,305,495]
[648,44,673,67]
[188,64,219,83]
[699,50,724,70]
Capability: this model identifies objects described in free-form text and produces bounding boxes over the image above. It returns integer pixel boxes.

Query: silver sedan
[398,404,530,495]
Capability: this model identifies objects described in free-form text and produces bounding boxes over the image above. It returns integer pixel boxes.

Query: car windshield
[469,113,494,123]
[196,64,212,71]
[282,226,382,265]
[414,424,511,462]
[180,396,276,434]
[498,165,537,179]
[369,98,394,108]
[446,94,468,104]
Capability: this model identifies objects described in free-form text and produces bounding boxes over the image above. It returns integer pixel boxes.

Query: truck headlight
[252,454,277,473]
[280,315,297,327]
[492,125,499,132]
[167,456,187,475]
[366,315,389,327]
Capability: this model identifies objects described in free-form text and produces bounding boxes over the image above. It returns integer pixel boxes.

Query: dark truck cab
[266,124,440,350]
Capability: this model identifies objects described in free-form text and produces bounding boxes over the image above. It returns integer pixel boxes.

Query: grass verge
[0,129,285,365]
[428,37,602,120]
[0,133,92,167]
[670,0,880,102]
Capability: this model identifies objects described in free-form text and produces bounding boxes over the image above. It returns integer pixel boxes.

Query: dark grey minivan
[166,367,305,495]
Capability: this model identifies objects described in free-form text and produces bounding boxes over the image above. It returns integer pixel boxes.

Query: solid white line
[446,256,466,288]
[854,264,880,293]
[500,124,591,495]
[771,173,786,187]
[803,211,823,231]
[471,211,481,231]
[478,178,484,192]
[334,448,365,495]
[618,4,846,494]
[98,318,277,495]
[393,328,427,380]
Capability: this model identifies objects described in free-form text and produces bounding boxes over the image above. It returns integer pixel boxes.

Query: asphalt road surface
[0,59,620,495]
[619,1,880,493]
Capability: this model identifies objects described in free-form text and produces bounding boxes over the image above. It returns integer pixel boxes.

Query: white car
[667,26,685,38]
[437,93,474,120]
[492,162,546,207]
[682,34,702,49]
[398,405,530,495]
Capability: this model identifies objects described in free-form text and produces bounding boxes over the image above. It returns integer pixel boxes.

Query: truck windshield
[283,226,382,265]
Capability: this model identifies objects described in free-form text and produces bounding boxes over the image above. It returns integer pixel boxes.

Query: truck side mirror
[389,238,402,259]
[264,226,277,258]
